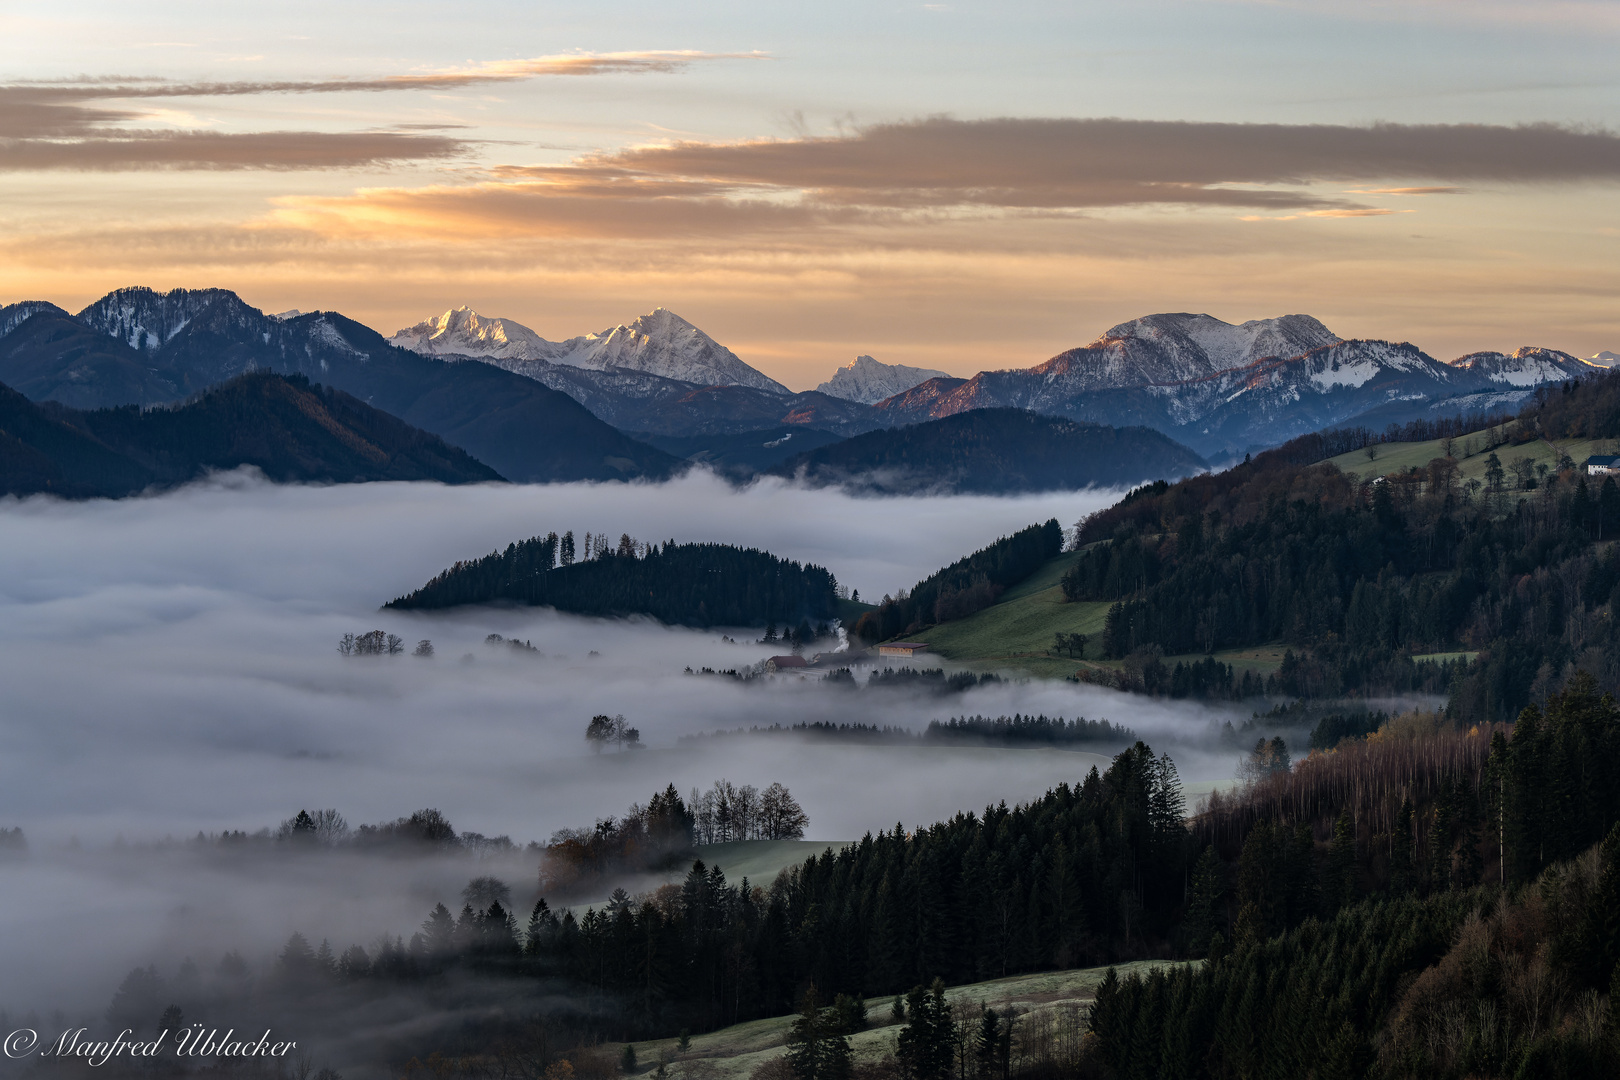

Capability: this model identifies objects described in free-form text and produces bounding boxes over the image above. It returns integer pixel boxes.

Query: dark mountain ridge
[768,407,1208,494]
[0,288,682,483]
[0,371,502,499]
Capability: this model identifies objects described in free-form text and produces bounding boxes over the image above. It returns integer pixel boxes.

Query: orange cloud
[269,117,1620,238]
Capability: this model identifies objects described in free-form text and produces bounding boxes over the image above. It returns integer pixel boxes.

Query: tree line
[675,714,1139,750]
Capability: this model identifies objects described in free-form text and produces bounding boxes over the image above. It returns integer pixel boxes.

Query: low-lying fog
[0,470,1248,1012]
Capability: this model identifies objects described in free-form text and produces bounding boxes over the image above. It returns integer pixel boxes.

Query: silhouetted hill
[769,407,1207,493]
[0,371,502,498]
[634,425,847,475]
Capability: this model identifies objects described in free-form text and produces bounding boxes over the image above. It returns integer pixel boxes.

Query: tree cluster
[537,782,806,896]
[387,534,839,629]
[338,630,405,656]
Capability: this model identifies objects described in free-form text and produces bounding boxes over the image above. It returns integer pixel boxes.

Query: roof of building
[1587,455,1619,466]
[878,642,930,650]
[767,654,808,668]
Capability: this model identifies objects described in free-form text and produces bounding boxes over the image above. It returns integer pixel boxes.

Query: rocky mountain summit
[816,355,952,404]
[390,306,788,393]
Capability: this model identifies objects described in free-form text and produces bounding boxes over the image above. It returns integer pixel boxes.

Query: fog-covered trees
[688,780,807,843]
[276,808,350,845]
[586,714,641,752]
[539,781,804,892]
[337,630,404,656]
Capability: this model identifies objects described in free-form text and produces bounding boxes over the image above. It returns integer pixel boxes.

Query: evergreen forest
[387,532,839,628]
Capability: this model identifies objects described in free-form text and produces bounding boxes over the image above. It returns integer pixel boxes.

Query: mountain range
[0,289,680,483]
[386,304,1603,459]
[390,306,790,393]
[0,371,500,498]
[0,287,1607,494]
[870,314,1603,457]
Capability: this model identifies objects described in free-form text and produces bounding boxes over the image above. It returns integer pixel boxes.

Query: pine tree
[785,985,853,1080]
[1183,847,1223,953]
[896,979,955,1080]
[1389,797,1414,896]
[1325,812,1356,913]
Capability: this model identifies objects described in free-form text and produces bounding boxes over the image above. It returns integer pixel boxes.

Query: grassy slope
[1324,429,1611,487]
[905,550,1288,680]
[621,961,1188,1080]
[907,551,1111,679]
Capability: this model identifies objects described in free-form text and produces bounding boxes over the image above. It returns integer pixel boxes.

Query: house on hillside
[1587,455,1620,476]
[877,642,929,658]
[764,654,808,673]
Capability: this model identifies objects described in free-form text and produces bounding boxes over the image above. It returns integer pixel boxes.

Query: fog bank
[0,471,1252,1012]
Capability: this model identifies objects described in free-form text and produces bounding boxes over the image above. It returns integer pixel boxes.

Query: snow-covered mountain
[1589,351,1618,367]
[873,313,1604,457]
[390,306,788,393]
[77,287,248,354]
[816,355,952,404]
[1088,312,1343,384]
[1448,347,1602,386]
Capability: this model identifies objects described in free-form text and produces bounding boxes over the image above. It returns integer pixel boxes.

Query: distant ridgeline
[386,532,839,627]
[854,518,1063,641]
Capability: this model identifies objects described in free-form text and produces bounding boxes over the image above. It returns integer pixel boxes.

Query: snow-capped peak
[816,355,952,404]
[1589,351,1619,367]
[1448,346,1597,387]
[389,306,551,360]
[1097,313,1342,373]
[389,305,788,393]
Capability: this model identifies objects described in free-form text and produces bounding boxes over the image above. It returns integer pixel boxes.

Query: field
[1323,428,1613,488]
[904,551,1289,681]
[617,961,1188,1080]
[906,551,1111,677]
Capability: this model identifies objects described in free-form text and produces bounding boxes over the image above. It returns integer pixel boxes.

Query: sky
[2,0,1618,388]
[0,473,1262,1013]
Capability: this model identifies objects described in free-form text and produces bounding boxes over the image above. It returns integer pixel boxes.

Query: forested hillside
[0,371,502,498]
[122,674,1620,1077]
[854,519,1064,641]
[1060,371,1620,722]
[387,531,839,628]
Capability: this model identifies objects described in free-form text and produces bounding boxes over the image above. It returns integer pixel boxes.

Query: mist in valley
[0,469,1254,1060]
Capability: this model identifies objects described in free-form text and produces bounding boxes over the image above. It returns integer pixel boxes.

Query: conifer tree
[896,979,954,1080]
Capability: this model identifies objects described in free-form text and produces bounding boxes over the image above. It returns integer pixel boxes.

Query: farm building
[1587,455,1620,475]
[877,642,929,658]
